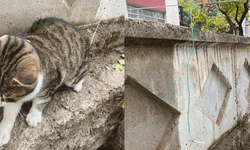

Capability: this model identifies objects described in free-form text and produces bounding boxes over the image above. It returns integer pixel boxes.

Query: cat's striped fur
[0,17,90,146]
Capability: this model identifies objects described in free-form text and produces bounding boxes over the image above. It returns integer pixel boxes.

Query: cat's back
[26,17,82,38]
[23,17,89,67]
[23,17,90,91]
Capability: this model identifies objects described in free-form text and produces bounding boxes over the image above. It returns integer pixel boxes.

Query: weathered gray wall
[125,19,250,150]
[95,0,125,21]
[0,0,124,35]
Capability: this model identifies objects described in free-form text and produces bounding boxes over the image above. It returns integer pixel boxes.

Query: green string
[187,3,200,133]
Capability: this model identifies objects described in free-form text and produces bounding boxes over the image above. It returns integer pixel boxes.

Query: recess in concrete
[237,58,250,117]
[125,77,180,150]
[196,63,232,126]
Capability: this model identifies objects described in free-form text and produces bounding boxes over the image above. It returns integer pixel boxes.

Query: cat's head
[0,35,41,104]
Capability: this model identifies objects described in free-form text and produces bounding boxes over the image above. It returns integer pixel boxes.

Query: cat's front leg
[0,101,23,146]
[26,98,49,127]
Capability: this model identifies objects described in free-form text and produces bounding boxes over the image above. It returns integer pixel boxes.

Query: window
[127,5,165,22]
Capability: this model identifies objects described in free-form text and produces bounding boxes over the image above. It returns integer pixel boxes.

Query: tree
[178,0,250,36]
[234,0,249,35]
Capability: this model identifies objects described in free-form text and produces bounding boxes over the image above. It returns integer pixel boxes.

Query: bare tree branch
[235,2,240,25]
[235,0,249,36]
[240,0,249,23]
[217,0,234,34]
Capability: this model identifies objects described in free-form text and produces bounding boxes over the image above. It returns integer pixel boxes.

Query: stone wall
[125,19,250,150]
[0,0,124,35]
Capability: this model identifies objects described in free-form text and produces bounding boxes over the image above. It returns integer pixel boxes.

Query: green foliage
[119,59,125,65]
[112,59,125,71]
[121,102,125,109]
[178,0,250,33]
[112,63,123,71]
[179,0,201,27]
[218,1,249,21]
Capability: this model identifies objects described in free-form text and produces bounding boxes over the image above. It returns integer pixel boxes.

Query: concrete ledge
[125,19,250,45]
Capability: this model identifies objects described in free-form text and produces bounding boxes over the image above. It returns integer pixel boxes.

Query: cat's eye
[6,98,15,102]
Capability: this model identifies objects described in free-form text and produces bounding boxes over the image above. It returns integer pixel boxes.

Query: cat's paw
[0,129,11,146]
[26,110,42,127]
[73,79,84,92]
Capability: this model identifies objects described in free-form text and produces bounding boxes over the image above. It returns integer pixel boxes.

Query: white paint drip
[193,140,205,144]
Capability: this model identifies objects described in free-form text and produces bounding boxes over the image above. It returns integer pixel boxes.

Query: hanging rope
[89,0,111,49]
[187,3,200,134]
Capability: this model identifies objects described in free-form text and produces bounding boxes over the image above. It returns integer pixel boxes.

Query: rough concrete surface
[208,115,250,150]
[125,19,250,45]
[0,18,124,150]
[111,119,124,150]
[79,17,124,55]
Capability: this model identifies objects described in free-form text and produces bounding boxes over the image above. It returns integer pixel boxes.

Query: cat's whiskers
[18,109,27,119]
[12,105,25,119]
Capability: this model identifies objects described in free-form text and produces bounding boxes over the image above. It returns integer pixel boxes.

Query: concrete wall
[125,19,250,150]
[95,0,125,21]
[0,0,124,35]
[165,0,179,25]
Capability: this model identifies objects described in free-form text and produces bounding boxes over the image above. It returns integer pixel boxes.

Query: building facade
[125,0,179,25]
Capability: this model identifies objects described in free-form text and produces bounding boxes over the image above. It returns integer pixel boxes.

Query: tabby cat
[0,17,90,146]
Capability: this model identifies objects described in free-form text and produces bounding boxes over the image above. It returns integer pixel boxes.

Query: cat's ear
[12,57,40,87]
[12,73,38,86]
[12,71,38,86]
